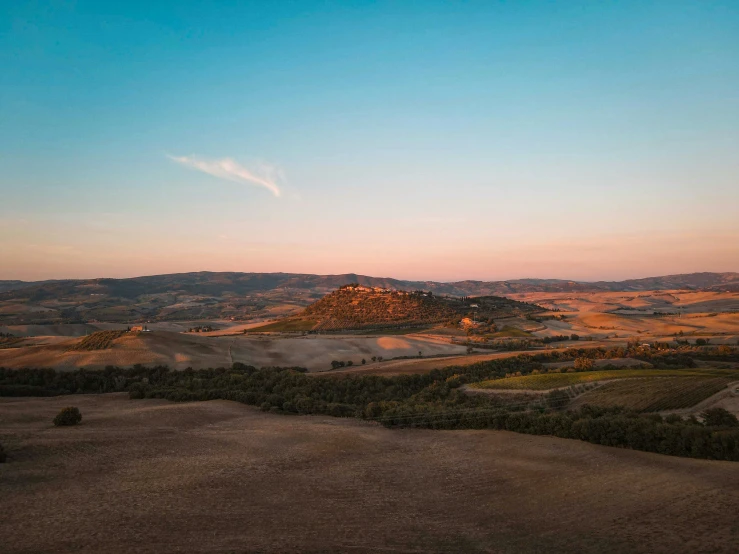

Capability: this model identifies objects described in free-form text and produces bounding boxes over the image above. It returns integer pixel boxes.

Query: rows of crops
[68,330,128,351]
[471,369,707,391]
[575,376,736,412]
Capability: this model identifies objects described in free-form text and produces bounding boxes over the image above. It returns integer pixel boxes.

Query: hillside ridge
[291,284,544,331]
[1,271,737,325]
[2,270,738,296]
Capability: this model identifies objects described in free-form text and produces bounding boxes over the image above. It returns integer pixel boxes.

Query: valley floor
[1,394,739,553]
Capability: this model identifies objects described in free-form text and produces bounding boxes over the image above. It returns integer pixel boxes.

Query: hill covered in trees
[295,284,542,331]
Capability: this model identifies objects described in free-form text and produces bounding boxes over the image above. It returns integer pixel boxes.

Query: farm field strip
[245,319,318,333]
[573,376,737,412]
[471,368,736,391]
[67,330,128,351]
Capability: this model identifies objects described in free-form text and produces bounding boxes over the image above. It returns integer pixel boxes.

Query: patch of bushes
[3,346,739,461]
[573,357,595,371]
[545,388,571,410]
[702,407,739,427]
[53,406,82,426]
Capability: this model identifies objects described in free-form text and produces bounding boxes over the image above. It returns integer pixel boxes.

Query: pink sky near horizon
[3,223,737,282]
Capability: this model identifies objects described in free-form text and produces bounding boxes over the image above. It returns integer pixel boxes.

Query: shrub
[0,442,6,463]
[53,406,82,426]
[701,407,739,427]
[718,345,733,355]
[573,357,594,371]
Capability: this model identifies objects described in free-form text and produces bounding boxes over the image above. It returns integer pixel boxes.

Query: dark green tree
[53,406,82,426]
[701,407,738,427]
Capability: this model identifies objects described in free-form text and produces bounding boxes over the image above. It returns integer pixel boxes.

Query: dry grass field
[0,331,468,372]
[2,394,739,553]
[0,289,737,375]
[511,290,739,341]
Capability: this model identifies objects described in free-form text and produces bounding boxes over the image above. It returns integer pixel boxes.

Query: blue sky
[1,0,738,281]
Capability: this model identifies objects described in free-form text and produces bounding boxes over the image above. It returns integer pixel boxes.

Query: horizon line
[2,269,737,285]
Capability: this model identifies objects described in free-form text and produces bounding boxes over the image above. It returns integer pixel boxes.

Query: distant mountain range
[0,271,737,325]
[2,271,738,297]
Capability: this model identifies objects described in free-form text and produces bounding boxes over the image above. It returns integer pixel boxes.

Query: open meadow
[2,393,739,554]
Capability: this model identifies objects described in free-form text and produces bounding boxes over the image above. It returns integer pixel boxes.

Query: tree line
[1,345,738,461]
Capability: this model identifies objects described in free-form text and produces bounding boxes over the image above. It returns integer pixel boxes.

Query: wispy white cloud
[168,154,282,197]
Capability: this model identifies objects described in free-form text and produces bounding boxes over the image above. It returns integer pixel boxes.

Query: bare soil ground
[1,394,738,553]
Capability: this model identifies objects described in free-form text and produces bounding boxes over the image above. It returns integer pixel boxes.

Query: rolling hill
[0,271,737,325]
[257,284,543,332]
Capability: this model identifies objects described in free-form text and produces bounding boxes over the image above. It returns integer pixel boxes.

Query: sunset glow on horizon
[2,1,738,282]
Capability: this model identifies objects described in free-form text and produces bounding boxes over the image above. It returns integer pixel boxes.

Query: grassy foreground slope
[3,394,739,553]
